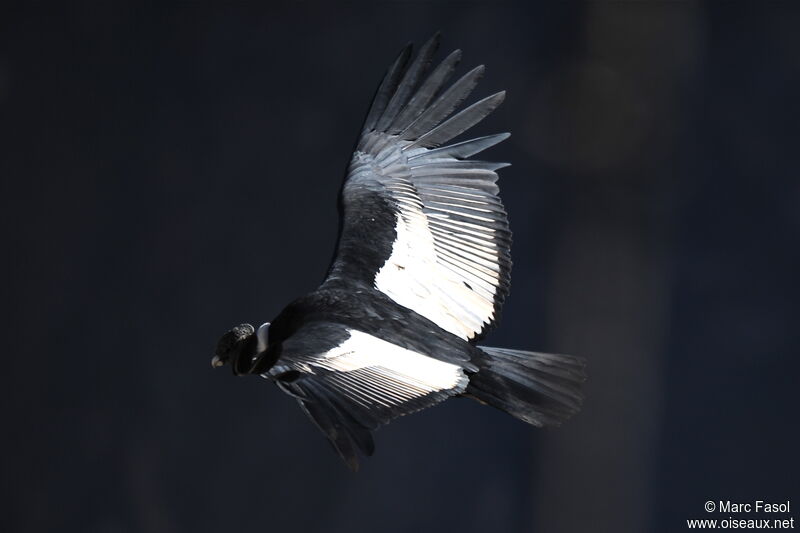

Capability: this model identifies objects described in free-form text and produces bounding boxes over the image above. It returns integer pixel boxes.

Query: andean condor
[212,34,586,470]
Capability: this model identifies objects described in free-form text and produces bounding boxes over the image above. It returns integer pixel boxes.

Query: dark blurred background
[2,3,798,532]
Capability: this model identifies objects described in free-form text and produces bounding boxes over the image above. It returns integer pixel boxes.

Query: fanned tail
[467,347,587,426]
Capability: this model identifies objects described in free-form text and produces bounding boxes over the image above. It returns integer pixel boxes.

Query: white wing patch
[310,329,467,407]
[372,152,506,341]
[375,204,497,340]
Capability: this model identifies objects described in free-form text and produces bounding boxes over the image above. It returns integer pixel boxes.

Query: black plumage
[212,34,586,470]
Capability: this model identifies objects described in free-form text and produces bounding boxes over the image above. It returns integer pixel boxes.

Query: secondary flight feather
[212,34,586,470]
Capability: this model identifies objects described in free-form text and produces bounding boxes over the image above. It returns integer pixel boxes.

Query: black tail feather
[466,347,587,427]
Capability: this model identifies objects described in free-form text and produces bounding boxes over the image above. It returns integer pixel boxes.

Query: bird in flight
[212,34,586,470]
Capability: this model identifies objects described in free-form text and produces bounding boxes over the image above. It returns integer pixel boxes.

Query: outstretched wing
[324,34,512,342]
[267,323,470,470]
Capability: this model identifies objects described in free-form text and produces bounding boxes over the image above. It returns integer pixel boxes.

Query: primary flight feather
[212,34,586,470]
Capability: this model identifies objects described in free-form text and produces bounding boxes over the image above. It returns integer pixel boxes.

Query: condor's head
[212,322,269,375]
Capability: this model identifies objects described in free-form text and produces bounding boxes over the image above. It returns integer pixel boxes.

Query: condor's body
[213,34,586,470]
